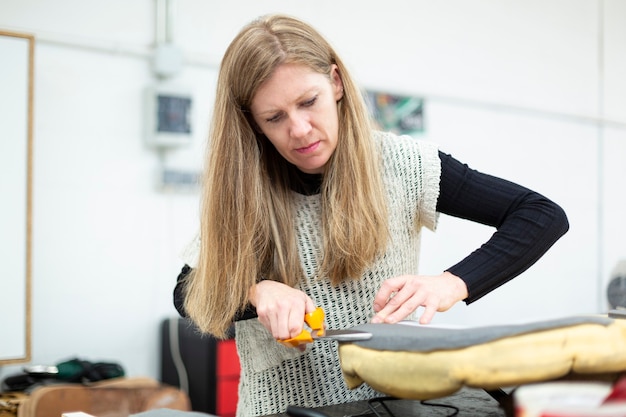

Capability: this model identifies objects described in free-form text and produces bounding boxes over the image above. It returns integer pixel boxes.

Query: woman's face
[250,63,344,174]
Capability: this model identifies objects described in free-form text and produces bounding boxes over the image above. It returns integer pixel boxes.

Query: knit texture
[181,131,441,416]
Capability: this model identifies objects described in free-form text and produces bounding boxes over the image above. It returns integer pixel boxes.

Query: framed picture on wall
[365,90,424,137]
[0,29,34,365]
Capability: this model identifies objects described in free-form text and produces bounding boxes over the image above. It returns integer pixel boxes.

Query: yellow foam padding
[338,318,626,400]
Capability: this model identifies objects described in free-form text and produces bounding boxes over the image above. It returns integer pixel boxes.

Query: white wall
[0,0,624,380]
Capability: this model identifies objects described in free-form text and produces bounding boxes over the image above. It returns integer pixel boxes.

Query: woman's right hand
[249,280,317,341]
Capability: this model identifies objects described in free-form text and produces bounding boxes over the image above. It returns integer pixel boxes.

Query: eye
[266,112,284,124]
[302,96,317,107]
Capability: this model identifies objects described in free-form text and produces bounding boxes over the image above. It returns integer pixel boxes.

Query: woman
[174,14,568,416]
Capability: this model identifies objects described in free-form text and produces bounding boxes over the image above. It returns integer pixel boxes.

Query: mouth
[295,140,320,154]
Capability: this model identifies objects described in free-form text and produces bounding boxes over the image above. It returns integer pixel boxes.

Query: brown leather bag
[17,377,190,417]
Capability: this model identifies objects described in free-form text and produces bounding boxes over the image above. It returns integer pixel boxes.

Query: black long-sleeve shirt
[173,150,568,319]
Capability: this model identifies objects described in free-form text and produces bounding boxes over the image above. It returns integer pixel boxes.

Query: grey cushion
[350,316,613,352]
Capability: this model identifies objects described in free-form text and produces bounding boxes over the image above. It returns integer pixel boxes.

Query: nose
[289,113,312,139]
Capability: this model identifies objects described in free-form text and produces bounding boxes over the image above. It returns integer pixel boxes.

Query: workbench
[263,387,511,417]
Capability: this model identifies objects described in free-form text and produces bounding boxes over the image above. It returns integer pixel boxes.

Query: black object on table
[271,387,513,417]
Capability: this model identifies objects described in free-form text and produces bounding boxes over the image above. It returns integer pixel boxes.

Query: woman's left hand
[371,272,468,324]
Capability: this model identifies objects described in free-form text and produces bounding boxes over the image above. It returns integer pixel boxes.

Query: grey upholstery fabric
[350,316,613,352]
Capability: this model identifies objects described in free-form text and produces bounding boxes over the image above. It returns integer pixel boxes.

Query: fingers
[258,300,304,340]
[372,275,422,323]
[372,274,462,324]
[373,277,402,313]
[372,290,430,324]
[418,302,438,324]
[252,281,316,340]
[304,297,317,315]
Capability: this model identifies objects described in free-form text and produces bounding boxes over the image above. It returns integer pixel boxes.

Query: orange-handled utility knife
[278,307,372,347]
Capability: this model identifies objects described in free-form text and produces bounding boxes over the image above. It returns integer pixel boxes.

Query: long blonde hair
[184,14,389,338]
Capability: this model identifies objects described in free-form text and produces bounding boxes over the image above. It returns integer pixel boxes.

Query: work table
[262,388,510,417]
